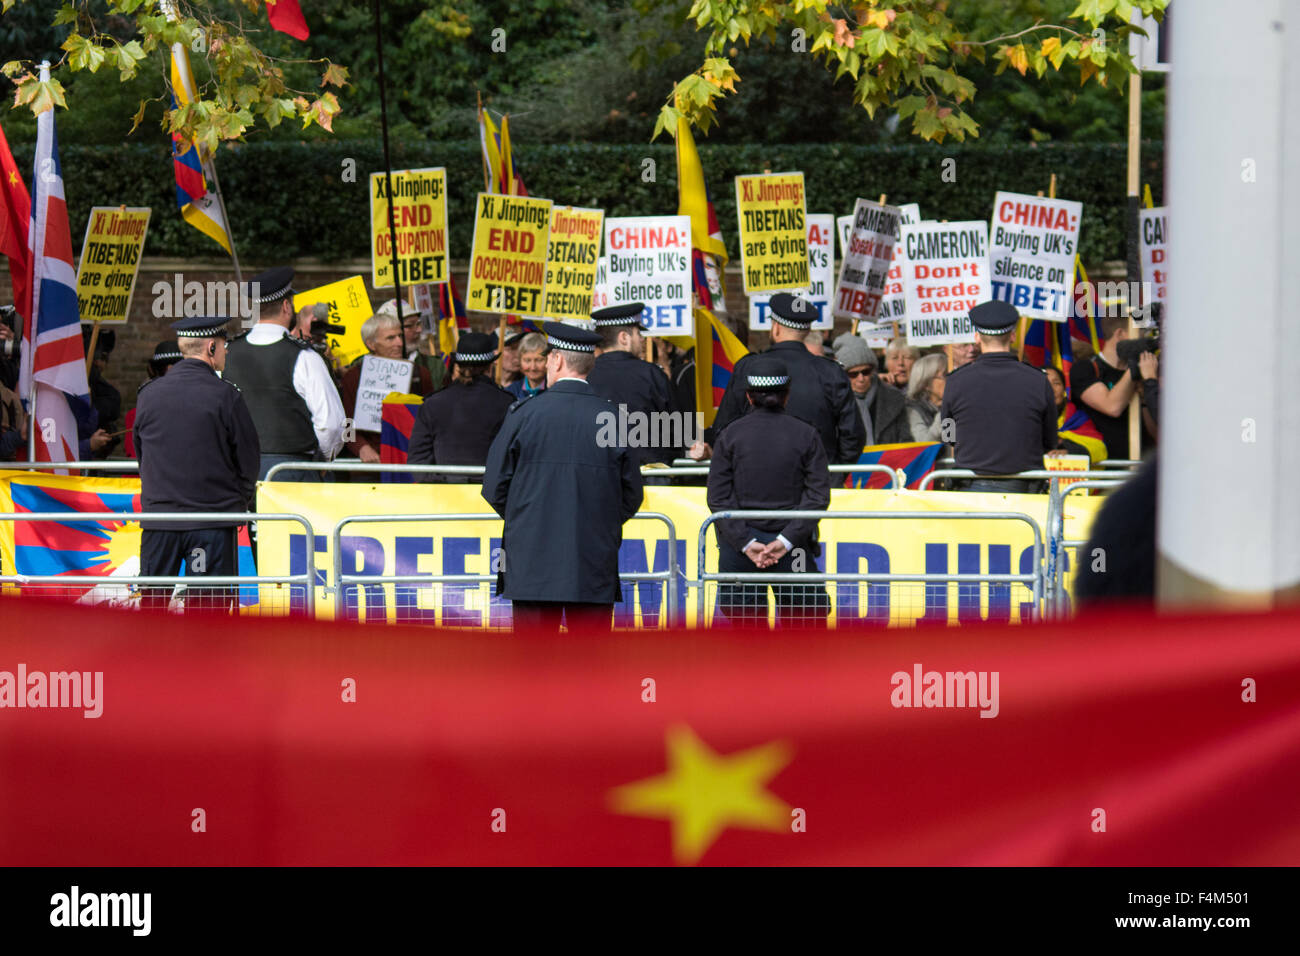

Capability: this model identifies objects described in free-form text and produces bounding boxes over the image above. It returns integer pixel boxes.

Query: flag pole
[205,158,242,285]
[372,0,404,325]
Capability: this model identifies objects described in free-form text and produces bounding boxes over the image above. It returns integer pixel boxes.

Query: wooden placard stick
[84,320,101,376]
[495,314,507,384]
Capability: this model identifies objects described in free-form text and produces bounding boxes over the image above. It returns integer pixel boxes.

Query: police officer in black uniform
[586,302,678,465]
[939,300,1058,493]
[482,322,644,634]
[408,331,514,480]
[132,315,260,613]
[696,293,865,464]
[706,355,832,627]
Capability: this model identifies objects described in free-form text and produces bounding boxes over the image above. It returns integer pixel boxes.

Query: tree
[649,0,1168,142]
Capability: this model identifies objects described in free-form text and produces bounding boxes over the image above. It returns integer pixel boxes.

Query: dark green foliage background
[7,138,1164,265]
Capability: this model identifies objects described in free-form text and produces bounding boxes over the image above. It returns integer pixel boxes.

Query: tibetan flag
[266,0,309,40]
[1058,401,1106,464]
[169,39,232,253]
[0,119,31,323]
[693,308,747,423]
[675,115,727,312]
[379,393,423,483]
[844,441,943,490]
[1068,257,1101,353]
[478,109,528,197]
[0,470,258,606]
[437,274,470,362]
[1022,319,1073,381]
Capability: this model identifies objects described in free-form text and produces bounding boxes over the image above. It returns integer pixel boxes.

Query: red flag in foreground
[0,598,1297,865]
[266,0,310,41]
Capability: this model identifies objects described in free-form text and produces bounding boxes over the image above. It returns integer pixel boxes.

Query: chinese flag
[0,120,31,320]
[266,0,310,41]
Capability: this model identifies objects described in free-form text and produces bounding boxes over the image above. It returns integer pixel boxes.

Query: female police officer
[705,355,832,627]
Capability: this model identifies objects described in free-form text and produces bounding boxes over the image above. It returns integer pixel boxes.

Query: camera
[1116,331,1159,375]
[0,305,16,358]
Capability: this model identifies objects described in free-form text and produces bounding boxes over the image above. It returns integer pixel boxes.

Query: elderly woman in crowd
[905,352,947,443]
[506,332,548,400]
[882,339,921,389]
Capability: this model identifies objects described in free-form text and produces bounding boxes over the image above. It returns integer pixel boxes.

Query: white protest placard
[872,203,922,333]
[837,215,853,260]
[1139,206,1167,320]
[901,220,990,346]
[833,199,903,324]
[749,214,834,330]
[601,216,692,336]
[354,355,414,432]
[988,191,1082,320]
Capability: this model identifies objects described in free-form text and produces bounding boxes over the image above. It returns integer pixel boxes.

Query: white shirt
[243,323,346,459]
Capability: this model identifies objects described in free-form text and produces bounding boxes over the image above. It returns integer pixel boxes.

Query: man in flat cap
[939,300,1058,493]
[132,316,260,613]
[408,331,515,479]
[223,266,346,480]
[706,354,831,627]
[587,302,679,465]
[695,293,864,464]
[482,321,644,633]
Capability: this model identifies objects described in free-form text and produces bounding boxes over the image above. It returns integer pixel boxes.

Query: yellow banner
[370,168,450,288]
[541,206,604,321]
[293,276,373,369]
[255,482,1103,626]
[466,193,553,314]
[735,172,808,294]
[74,206,151,323]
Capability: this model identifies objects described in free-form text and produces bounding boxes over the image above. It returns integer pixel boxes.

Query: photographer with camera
[0,304,20,392]
[1069,314,1158,460]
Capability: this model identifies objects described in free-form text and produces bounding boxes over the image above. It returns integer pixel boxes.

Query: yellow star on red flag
[609,724,793,865]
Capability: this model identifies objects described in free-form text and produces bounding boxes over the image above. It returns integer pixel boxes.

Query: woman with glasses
[905,352,948,443]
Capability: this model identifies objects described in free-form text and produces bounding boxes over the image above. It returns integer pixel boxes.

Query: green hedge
[10,139,1164,265]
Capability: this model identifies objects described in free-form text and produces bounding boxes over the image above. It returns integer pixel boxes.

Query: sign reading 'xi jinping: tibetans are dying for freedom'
[735,172,809,294]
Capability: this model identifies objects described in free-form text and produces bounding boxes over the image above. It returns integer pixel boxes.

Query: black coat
[586,350,678,464]
[407,375,515,470]
[482,379,644,603]
[940,351,1057,474]
[132,358,260,529]
[709,340,865,464]
[869,382,911,445]
[707,404,831,554]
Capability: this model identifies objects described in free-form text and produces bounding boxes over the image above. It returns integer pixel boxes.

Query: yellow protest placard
[735,172,808,294]
[293,276,372,368]
[1043,454,1091,489]
[466,192,552,314]
[74,206,151,323]
[370,168,449,288]
[542,206,603,321]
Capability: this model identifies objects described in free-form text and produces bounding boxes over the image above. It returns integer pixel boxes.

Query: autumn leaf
[866,9,897,30]
[832,18,856,48]
[129,99,147,134]
[1007,43,1029,76]
[321,62,349,88]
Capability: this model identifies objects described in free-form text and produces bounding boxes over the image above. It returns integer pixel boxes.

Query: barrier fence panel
[0,512,316,617]
[331,512,679,629]
[1044,478,1128,619]
[917,468,1135,491]
[5,460,140,472]
[694,510,1045,628]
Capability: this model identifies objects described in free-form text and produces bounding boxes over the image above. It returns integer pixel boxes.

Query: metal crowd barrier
[4,460,140,472]
[0,511,317,617]
[694,509,1044,626]
[268,459,899,487]
[1043,477,1129,618]
[917,468,1131,491]
[330,511,680,626]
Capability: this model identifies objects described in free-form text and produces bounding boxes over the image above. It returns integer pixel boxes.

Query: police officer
[706,355,831,626]
[939,300,1058,493]
[586,302,678,464]
[223,266,346,480]
[132,316,260,613]
[408,331,515,480]
[482,322,644,633]
[694,293,865,464]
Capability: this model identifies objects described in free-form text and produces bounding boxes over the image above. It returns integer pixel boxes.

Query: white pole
[1158,0,1300,604]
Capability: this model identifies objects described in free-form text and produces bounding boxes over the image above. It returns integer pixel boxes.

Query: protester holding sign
[224,267,347,481]
[340,312,431,464]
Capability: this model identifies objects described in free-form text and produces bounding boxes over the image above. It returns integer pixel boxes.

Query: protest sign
[353,356,414,433]
[874,203,922,332]
[735,172,809,294]
[837,214,854,260]
[1139,206,1168,317]
[749,214,834,330]
[467,193,552,315]
[900,220,990,346]
[74,207,150,323]
[1043,454,1091,489]
[834,198,903,324]
[542,206,604,322]
[601,216,692,336]
[988,191,1082,320]
[370,168,450,288]
[293,276,373,368]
